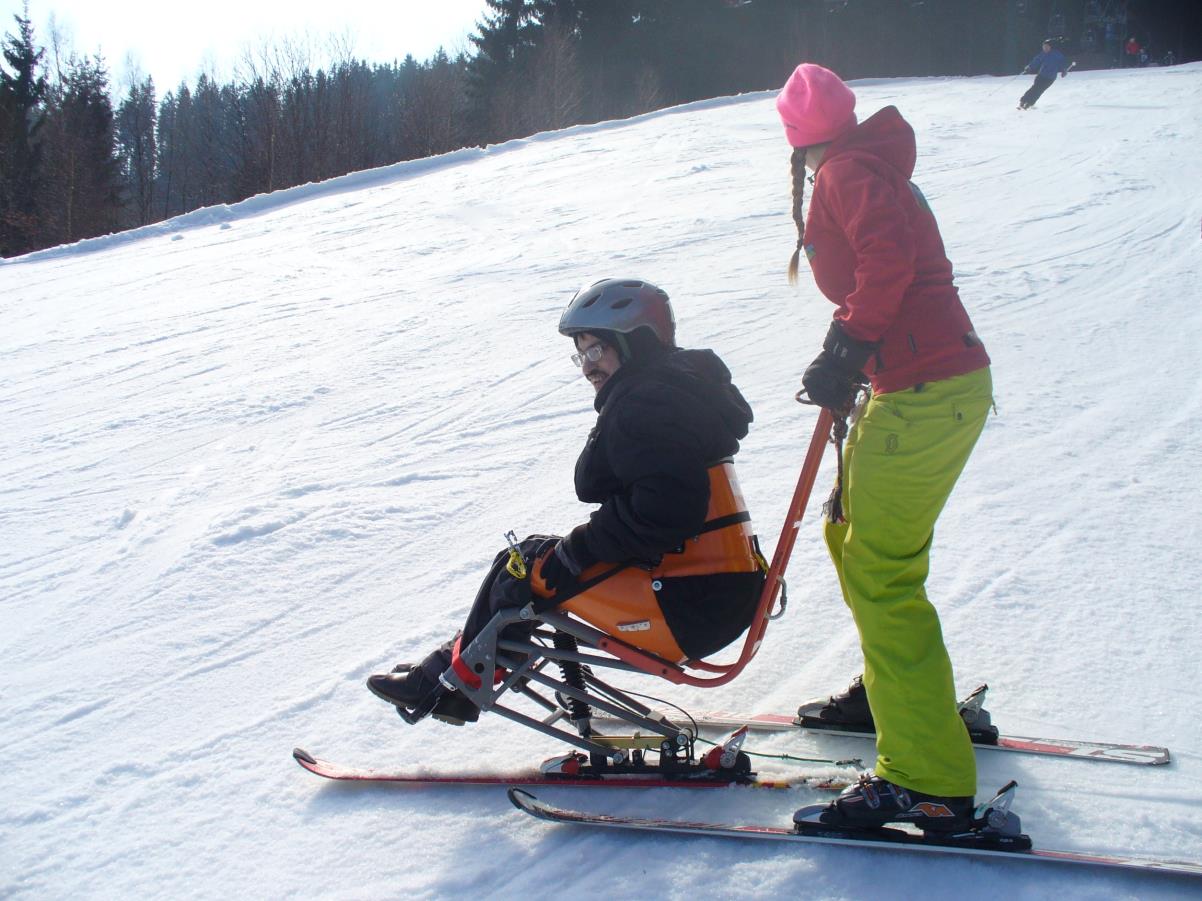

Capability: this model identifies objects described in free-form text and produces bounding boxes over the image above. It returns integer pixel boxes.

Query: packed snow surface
[3,64,1201,899]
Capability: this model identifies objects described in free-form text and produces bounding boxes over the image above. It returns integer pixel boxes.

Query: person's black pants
[416,536,558,683]
[1020,75,1055,108]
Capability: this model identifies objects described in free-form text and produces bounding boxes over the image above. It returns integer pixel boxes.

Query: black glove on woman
[802,321,877,413]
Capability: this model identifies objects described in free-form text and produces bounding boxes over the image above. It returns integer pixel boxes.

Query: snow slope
[3,63,1201,899]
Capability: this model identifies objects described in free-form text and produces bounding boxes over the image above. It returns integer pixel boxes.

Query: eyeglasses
[570,344,606,367]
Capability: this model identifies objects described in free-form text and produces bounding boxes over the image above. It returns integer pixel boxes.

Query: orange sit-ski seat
[535,409,833,686]
[530,460,760,662]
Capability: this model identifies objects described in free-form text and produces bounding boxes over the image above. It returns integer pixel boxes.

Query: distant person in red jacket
[774,63,996,836]
[1124,36,1142,67]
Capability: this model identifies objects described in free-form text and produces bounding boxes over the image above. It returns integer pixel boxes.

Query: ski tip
[508,787,566,823]
[293,747,317,766]
[507,787,538,812]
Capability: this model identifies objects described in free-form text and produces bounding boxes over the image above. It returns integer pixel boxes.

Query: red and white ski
[508,788,1202,880]
[292,748,849,791]
[617,710,1170,766]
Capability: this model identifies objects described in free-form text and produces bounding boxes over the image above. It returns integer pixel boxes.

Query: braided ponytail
[786,146,808,285]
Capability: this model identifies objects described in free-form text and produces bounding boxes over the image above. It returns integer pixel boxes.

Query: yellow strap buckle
[503,530,528,580]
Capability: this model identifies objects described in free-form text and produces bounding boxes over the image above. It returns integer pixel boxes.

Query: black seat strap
[697,510,751,535]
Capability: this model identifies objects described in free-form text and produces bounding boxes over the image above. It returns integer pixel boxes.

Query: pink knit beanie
[776,63,858,147]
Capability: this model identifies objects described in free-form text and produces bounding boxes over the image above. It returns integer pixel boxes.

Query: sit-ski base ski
[294,723,857,792]
[293,747,846,791]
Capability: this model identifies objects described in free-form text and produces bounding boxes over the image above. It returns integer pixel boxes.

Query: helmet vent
[611,298,633,309]
[620,280,643,288]
[581,296,599,308]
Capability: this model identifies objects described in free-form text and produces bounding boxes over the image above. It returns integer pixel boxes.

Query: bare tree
[525,14,582,131]
[632,64,665,117]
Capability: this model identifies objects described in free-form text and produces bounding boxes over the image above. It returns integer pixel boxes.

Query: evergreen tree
[404,48,469,157]
[0,8,47,256]
[330,59,375,175]
[279,68,317,186]
[116,75,156,227]
[466,0,539,141]
[191,73,236,206]
[4,2,1040,256]
[39,55,122,244]
[155,86,192,218]
[382,56,420,162]
[234,75,282,198]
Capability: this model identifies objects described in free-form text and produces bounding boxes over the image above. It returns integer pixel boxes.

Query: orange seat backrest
[651,461,759,579]
[557,461,760,661]
[561,409,834,687]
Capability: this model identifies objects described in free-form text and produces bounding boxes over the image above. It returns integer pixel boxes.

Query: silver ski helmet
[558,279,676,353]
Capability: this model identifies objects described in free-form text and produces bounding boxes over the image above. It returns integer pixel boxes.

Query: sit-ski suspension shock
[552,631,594,734]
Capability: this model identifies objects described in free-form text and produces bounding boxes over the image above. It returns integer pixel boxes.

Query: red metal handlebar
[601,408,834,687]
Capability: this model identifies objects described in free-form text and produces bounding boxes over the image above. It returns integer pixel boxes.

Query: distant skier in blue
[1019,40,1072,109]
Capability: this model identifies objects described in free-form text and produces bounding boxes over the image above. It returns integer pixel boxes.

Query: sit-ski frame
[436,409,834,777]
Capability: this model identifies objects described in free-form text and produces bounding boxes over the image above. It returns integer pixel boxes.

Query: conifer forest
[1,0,1197,257]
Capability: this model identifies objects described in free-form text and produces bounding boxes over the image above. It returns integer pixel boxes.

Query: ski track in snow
[2,65,1201,899]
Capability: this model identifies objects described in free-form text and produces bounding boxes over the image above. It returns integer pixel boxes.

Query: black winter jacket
[573,348,754,565]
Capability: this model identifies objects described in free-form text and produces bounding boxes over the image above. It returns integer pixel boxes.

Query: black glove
[801,321,876,413]
[539,526,596,593]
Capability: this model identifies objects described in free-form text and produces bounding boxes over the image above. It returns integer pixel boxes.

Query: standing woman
[776,64,995,833]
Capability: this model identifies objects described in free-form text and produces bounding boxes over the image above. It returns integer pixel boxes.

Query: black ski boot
[799,674,874,728]
[797,676,1000,745]
[793,772,974,834]
[367,647,479,725]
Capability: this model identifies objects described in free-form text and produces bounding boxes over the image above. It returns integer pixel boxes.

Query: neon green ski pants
[823,366,993,797]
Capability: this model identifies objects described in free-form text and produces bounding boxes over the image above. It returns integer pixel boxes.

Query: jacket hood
[594,348,753,441]
[819,105,916,180]
[651,348,753,440]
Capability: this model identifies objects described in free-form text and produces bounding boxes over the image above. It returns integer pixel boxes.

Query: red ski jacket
[805,106,989,394]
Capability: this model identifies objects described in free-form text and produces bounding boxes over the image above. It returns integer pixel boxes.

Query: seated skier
[367,278,764,724]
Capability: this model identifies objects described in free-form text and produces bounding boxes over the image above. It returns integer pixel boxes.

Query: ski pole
[983,71,1026,100]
